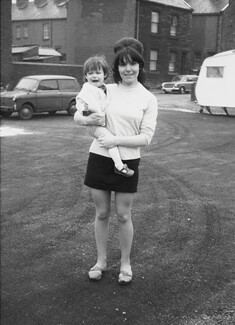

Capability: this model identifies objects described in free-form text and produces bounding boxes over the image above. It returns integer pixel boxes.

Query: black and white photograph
[1,1,235,324]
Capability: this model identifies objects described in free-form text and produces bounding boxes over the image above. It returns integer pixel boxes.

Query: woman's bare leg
[115,192,135,274]
[90,188,111,268]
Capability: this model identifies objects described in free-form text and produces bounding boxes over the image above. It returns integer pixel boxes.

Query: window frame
[168,52,176,72]
[151,11,159,34]
[37,79,59,91]
[149,50,158,71]
[170,16,178,36]
[206,67,224,78]
[23,25,28,39]
[16,26,22,39]
[58,79,78,92]
[43,23,50,40]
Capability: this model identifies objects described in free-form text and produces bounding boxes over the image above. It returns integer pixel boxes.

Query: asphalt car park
[1,95,234,325]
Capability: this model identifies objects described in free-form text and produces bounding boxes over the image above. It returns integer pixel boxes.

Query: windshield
[15,78,38,91]
[172,75,182,82]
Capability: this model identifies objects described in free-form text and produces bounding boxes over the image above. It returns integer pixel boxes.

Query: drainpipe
[136,0,140,39]
[51,19,53,48]
[217,13,222,52]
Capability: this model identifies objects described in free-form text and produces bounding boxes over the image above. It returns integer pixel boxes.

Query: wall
[12,62,83,88]
[192,15,218,54]
[66,0,137,66]
[221,0,235,51]
[1,0,12,87]
[191,14,218,65]
[12,19,67,56]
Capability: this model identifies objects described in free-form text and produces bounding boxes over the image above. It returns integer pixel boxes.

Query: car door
[58,79,79,109]
[36,79,62,112]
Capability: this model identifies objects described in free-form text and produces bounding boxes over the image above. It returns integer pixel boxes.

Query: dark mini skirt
[84,153,140,193]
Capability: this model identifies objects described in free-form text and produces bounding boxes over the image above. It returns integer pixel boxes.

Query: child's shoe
[114,164,134,177]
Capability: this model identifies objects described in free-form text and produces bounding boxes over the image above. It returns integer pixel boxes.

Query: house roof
[12,46,62,56]
[12,45,37,54]
[144,0,192,10]
[185,0,229,14]
[12,0,67,20]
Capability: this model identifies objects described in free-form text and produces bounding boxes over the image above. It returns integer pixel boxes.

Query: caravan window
[207,67,224,78]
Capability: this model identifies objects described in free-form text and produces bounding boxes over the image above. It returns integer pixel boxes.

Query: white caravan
[195,50,235,115]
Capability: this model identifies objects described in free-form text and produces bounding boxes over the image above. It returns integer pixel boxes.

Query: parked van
[195,50,235,115]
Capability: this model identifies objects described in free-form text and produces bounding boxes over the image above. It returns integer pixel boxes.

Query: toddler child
[74,55,134,177]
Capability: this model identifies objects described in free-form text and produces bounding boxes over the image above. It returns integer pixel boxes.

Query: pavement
[1,94,235,325]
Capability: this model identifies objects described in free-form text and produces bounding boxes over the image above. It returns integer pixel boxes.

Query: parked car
[0,75,80,120]
[161,75,198,94]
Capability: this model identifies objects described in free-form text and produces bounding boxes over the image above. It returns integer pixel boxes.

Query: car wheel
[1,112,12,118]
[19,104,33,120]
[49,111,57,115]
[163,90,169,94]
[67,101,76,116]
[179,86,186,94]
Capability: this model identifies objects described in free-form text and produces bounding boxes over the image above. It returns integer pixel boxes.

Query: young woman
[75,55,134,177]
[74,37,158,284]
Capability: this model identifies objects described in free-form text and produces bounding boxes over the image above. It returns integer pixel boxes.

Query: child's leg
[94,127,124,170]
[94,127,134,177]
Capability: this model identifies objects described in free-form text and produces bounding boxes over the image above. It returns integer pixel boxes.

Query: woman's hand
[98,133,117,149]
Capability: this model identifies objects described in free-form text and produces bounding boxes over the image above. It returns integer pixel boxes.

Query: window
[169,52,176,72]
[194,52,201,70]
[151,12,159,33]
[38,80,58,91]
[16,26,21,39]
[58,79,78,91]
[43,23,50,40]
[206,67,224,78]
[170,16,178,36]
[150,50,158,71]
[23,26,28,39]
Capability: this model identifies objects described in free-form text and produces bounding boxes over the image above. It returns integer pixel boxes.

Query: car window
[172,75,181,82]
[187,76,198,82]
[38,80,59,91]
[58,79,78,91]
[180,76,187,82]
[15,78,38,91]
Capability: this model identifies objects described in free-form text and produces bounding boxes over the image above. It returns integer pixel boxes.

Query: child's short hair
[83,55,109,80]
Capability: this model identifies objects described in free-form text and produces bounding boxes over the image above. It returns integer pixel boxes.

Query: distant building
[221,0,235,51]
[186,0,235,72]
[138,0,193,86]
[12,0,68,62]
[66,0,193,87]
[1,0,12,87]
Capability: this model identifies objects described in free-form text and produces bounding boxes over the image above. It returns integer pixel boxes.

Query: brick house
[66,0,193,87]
[137,0,193,86]
[221,0,235,51]
[12,0,68,62]
[186,0,235,72]
[1,0,12,88]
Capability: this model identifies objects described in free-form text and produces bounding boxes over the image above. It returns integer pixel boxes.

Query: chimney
[16,0,29,9]
[34,0,48,8]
